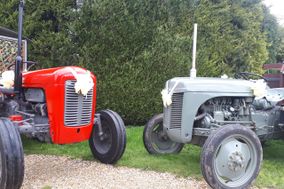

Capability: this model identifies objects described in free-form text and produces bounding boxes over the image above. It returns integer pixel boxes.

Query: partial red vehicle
[0,1,126,189]
[263,63,284,88]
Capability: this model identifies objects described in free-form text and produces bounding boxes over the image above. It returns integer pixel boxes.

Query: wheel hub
[157,131,168,141]
[148,118,184,154]
[214,138,252,182]
[93,122,112,154]
[228,151,245,172]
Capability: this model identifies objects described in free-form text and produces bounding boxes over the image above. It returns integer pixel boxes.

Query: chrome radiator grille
[169,93,184,129]
[64,80,93,126]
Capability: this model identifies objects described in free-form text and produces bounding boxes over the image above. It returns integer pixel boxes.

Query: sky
[263,0,284,26]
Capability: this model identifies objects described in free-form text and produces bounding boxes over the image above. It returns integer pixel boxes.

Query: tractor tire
[89,110,126,164]
[143,113,184,154]
[0,118,24,189]
[201,124,262,189]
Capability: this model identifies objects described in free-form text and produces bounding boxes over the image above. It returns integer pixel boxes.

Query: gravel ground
[22,155,210,189]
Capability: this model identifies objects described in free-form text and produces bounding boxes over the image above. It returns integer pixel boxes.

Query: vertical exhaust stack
[14,0,24,94]
[190,23,198,78]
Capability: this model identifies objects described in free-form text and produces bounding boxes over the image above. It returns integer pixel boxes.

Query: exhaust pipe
[14,0,24,94]
[190,23,198,78]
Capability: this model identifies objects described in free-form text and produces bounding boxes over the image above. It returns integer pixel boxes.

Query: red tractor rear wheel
[89,110,126,164]
[0,118,24,189]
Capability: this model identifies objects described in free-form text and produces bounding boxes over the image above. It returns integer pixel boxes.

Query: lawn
[22,126,284,188]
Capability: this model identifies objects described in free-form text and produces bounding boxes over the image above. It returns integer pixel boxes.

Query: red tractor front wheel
[89,110,126,164]
[0,118,24,189]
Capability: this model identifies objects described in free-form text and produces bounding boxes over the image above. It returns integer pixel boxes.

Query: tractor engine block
[0,89,50,142]
[199,97,254,128]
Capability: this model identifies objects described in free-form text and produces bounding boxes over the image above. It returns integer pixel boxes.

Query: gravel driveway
[22,155,210,189]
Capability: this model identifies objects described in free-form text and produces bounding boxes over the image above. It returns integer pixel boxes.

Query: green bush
[0,0,282,124]
[75,0,269,124]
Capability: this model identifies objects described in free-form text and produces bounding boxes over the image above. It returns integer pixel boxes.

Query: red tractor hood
[22,66,93,87]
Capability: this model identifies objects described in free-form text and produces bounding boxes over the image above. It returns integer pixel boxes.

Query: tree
[194,0,268,75]
[0,0,277,124]
[0,0,78,68]
[262,5,282,64]
[276,27,284,62]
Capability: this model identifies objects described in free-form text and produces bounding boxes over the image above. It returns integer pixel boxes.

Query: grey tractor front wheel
[89,110,126,164]
[143,113,184,154]
[0,118,24,189]
[201,124,262,189]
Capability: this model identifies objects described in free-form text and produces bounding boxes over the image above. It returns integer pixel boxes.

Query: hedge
[0,0,283,124]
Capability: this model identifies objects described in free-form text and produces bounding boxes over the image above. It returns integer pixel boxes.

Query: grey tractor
[143,72,284,189]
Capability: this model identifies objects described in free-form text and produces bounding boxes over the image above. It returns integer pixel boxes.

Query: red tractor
[0,1,126,189]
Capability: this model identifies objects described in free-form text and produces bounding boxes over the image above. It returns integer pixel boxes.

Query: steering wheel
[6,61,38,71]
[235,72,268,82]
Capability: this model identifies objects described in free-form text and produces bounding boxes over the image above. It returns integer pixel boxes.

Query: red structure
[263,63,284,88]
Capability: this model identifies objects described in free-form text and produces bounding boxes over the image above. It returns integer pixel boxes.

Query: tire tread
[0,118,24,189]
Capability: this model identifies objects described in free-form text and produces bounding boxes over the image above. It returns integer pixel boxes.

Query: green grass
[258,140,284,188]
[41,186,52,189]
[22,126,284,188]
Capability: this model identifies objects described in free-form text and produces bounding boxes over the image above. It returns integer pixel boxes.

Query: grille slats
[64,80,93,127]
[170,93,183,129]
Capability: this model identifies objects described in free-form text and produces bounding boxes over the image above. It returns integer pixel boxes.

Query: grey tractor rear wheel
[143,113,184,154]
[89,110,126,164]
[0,118,24,189]
[201,124,262,189]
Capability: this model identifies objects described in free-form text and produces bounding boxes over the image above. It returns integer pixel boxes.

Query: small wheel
[201,124,262,189]
[89,110,126,164]
[0,118,24,189]
[143,113,184,154]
